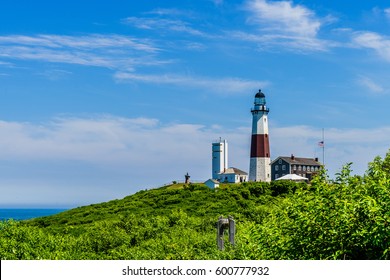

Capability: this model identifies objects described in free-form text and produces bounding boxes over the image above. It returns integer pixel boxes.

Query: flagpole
[322,128,325,166]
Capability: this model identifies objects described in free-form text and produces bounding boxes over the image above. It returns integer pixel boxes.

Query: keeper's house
[219,167,248,183]
[271,154,322,181]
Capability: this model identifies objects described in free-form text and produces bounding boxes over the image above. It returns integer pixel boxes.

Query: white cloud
[352,31,390,62]
[37,69,73,80]
[0,117,162,163]
[0,45,114,68]
[247,0,321,37]
[146,8,193,17]
[184,42,207,50]
[114,72,268,94]
[0,34,159,70]
[357,76,385,94]
[0,117,230,172]
[231,31,328,51]
[243,0,329,51]
[0,34,157,52]
[0,61,14,66]
[123,17,206,37]
[385,8,390,19]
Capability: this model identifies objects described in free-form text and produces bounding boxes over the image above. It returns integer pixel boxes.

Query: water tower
[212,138,228,180]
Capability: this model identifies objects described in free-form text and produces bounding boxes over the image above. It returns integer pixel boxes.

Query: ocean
[0,209,67,221]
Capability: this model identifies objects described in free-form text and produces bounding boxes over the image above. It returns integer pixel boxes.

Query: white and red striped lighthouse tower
[249,89,271,182]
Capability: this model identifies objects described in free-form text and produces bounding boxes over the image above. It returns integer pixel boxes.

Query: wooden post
[228,215,235,246]
[217,216,235,250]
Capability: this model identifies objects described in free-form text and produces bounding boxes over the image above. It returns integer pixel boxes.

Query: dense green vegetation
[1,151,390,260]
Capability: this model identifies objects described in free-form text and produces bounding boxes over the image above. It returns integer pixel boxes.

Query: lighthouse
[249,89,271,182]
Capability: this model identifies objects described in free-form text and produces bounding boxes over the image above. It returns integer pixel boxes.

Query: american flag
[318,141,324,147]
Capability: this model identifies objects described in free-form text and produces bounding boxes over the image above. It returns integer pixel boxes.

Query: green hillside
[0,182,286,259]
[1,151,390,260]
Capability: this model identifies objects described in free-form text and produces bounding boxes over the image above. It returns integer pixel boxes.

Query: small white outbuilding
[218,167,248,183]
[204,179,220,189]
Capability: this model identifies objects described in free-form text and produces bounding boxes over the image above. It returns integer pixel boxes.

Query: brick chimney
[291,154,295,160]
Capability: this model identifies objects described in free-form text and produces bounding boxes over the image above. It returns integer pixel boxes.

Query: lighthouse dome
[255,89,265,98]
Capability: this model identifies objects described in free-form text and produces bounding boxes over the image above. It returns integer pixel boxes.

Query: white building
[218,167,248,183]
[204,179,220,189]
[212,138,228,180]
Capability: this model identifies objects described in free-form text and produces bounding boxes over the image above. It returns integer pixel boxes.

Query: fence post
[217,216,235,250]
[228,215,235,246]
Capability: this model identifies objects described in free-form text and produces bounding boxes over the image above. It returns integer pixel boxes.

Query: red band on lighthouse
[250,134,270,158]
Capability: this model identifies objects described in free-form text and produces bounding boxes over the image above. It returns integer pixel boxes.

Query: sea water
[0,209,66,221]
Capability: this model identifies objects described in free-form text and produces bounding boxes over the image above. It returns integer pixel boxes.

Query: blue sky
[1,0,390,207]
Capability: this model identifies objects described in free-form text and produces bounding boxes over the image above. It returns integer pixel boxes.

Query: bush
[242,157,390,260]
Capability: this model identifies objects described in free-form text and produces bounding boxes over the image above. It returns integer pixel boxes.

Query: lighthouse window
[275,165,279,171]
[282,165,286,171]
